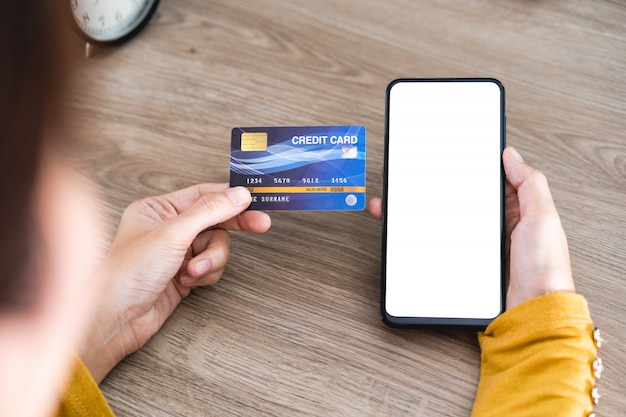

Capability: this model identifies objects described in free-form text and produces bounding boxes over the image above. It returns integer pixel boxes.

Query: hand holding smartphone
[381,78,505,327]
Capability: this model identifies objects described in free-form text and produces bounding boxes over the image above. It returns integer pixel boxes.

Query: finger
[156,183,231,213]
[190,266,227,288]
[217,210,272,233]
[368,197,383,219]
[164,187,252,239]
[502,147,558,218]
[180,265,226,287]
[503,179,520,237]
[180,229,232,286]
[192,229,231,275]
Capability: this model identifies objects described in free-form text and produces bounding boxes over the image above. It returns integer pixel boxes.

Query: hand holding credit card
[230,126,366,210]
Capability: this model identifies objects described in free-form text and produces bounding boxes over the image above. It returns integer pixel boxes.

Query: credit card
[230,126,366,210]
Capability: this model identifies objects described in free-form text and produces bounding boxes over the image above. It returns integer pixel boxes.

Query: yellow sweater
[56,356,114,417]
[471,292,598,416]
[57,292,598,416]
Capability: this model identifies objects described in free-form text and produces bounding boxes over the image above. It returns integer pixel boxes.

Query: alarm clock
[70,0,160,44]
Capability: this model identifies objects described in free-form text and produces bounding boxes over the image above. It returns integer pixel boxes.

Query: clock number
[70,0,78,10]
[115,11,124,22]
[82,12,90,24]
[99,15,105,27]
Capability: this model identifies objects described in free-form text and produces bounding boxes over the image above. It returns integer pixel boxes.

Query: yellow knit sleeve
[471,292,599,417]
[55,355,115,417]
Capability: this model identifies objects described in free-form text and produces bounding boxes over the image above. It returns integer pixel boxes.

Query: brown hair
[0,2,65,310]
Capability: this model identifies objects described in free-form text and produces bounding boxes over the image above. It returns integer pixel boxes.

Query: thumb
[164,186,252,238]
[502,147,558,218]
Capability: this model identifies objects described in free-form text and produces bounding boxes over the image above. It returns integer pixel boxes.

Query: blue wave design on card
[230,126,366,210]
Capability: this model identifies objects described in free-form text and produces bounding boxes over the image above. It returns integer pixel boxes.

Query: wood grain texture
[63,0,625,415]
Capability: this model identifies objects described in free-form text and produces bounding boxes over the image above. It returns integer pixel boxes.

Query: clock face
[70,0,159,43]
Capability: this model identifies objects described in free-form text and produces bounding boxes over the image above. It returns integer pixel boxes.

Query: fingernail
[225,186,251,207]
[192,259,212,276]
[508,146,525,163]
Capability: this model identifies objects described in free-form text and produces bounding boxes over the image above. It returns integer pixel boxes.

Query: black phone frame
[380,78,506,329]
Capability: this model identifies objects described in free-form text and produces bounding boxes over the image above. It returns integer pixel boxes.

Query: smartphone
[381,78,505,327]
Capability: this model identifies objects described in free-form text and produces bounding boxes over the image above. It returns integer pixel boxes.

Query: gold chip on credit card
[241,132,268,151]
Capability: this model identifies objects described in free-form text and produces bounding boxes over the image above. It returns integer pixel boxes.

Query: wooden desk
[64,0,625,415]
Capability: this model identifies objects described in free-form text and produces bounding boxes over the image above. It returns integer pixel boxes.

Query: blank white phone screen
[384,80,503,320]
